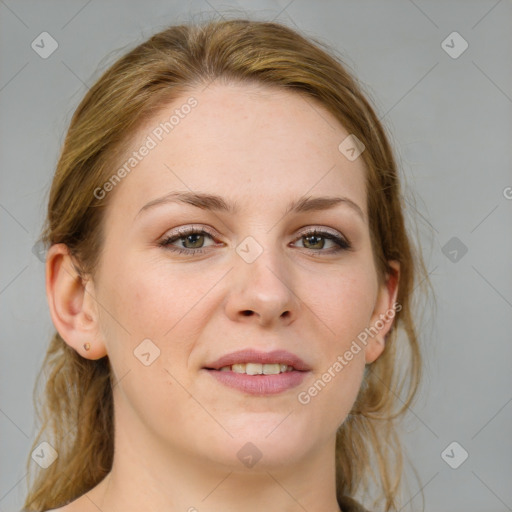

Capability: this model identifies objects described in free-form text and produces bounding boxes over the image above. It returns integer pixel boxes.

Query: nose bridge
[226,229,299,323]
[235,230,289,290]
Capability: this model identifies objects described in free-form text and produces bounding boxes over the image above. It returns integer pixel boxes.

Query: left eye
[159,227,351,255]
[295,230,351,251]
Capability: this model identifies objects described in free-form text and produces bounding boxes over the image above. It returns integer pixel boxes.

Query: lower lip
[204,369,308,395]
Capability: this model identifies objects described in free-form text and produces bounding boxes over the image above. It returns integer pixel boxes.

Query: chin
[204,423,312,469]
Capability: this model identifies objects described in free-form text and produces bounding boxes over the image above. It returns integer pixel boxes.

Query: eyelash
[158,225,352,256]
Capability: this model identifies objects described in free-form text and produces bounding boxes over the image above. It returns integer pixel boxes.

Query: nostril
[242,310,253,316]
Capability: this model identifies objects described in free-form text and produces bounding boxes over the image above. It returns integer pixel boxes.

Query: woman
[23,17,429,512]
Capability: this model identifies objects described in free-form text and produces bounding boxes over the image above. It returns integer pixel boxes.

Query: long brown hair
[24,16,432,512]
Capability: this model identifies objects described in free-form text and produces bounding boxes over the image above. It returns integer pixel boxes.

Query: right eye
[159,226,219,255]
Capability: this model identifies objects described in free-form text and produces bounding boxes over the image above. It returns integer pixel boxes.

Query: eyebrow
[136,191,365,222]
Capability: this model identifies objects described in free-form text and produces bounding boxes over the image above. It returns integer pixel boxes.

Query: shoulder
[338,495,374,512]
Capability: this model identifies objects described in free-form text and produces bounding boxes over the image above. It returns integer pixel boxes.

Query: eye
[292,228,352,255]
[158,226,352,256]
[158,226,218,255]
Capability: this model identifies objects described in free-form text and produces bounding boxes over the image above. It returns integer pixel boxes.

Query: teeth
[246,363,263,375]
[219,363,294,374]
[232,364,246,374]
[262,364,280,375]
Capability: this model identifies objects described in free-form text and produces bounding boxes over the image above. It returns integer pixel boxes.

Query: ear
[46,243,107,360]
[364,260,400,364]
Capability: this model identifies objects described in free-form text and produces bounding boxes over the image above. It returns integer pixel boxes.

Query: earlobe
[46,243,107,360]
[364,260,400,364]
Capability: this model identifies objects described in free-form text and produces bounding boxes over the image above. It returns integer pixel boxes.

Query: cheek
[292,264,376,421]
[99,254,204,338]
[317,265,377,345]
[296,334,366,437]
[95,261,198,420]
[96,255,218,383]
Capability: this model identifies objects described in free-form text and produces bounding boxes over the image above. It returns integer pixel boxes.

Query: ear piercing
[83,342,91,351]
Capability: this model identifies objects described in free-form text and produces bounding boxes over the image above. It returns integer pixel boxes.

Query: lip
[202,349,311,396]
[205,369,308,395]
[204,349,311,372]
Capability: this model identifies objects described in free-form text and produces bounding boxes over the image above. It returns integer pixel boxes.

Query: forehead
[104,81,368,219]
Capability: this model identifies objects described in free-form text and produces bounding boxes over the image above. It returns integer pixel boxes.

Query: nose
[223,239,301,328]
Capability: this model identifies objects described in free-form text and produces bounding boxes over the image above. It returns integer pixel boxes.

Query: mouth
[203,349,310,396]
[204,348,310,372]
[213,362,297,374]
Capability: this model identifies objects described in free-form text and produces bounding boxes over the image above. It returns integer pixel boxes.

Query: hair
[24,16,432,512]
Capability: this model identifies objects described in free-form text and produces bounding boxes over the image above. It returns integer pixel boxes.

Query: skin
[46,81,399,512]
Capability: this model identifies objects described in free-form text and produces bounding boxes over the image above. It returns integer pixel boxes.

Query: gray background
[1,1,511,511]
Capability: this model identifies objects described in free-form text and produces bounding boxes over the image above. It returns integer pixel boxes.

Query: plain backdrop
[1,1,511,511]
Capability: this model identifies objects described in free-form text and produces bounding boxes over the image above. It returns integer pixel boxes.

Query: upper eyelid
[161,225,349,245]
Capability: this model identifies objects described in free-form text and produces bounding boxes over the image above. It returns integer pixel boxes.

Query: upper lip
[204,349,311,372]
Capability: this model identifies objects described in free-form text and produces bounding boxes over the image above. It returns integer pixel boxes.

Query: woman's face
[84,82,398,470]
